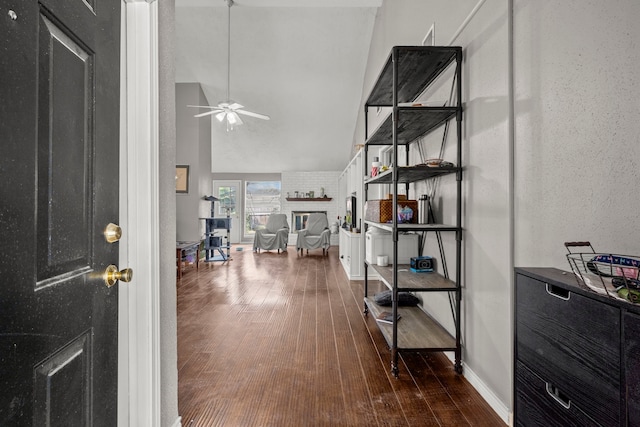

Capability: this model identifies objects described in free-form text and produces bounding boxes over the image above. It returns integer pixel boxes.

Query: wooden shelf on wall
[285,197,332,202]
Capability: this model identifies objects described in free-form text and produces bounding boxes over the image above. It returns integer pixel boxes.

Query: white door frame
[212,180,243,244]
[118,1,163,426]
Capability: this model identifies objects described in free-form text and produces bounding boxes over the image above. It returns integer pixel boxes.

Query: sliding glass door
[245,181,281,239]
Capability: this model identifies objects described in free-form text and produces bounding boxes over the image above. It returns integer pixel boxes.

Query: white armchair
[296,213,331,256]
[253,214,289,253]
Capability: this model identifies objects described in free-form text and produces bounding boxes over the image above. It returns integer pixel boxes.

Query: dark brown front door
[0,0,121,425]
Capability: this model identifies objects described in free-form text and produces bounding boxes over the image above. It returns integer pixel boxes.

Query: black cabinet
[624,312,640,426]
[515,267,640,426]
[515,361,600,427]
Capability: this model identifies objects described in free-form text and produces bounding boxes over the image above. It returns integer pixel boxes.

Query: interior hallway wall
[513,0,640,265]
[176,83,213,242]
[357,0,640,421]
[355,0,512,420]
[159,1,179,426]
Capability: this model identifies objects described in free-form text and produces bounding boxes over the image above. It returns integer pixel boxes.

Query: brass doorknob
[104,223,122,243]
[104,264,133,287]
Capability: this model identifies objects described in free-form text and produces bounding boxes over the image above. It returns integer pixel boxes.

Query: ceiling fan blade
[187,105,218,109]
[194,109,222,118]
[236,109,270,120]
[228,102,244,110]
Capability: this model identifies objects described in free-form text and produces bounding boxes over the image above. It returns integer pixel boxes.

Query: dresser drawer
[515,361,599,427]
[624,311,640,426]
[515,274,621,426]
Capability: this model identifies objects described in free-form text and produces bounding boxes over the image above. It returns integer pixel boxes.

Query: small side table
[176,241,201,280]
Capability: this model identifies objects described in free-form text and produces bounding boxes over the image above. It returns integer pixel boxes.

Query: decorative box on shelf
[364,198,418,224]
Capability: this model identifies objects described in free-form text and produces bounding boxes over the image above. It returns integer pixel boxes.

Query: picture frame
[176,165,189,193]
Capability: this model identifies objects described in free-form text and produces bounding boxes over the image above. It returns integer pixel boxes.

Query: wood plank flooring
[177,245,506,427]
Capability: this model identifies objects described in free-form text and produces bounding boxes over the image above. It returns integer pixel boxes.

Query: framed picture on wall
[176,165,189,193]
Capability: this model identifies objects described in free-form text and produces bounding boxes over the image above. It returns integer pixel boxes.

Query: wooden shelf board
[365,165,460,184]
[364,221,460,233]
[366,107,460,146]
[364,297,456,350]
[366,46,461,106]
[369,264,457,292]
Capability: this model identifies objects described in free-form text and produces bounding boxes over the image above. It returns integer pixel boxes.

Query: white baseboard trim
[444,353,510,425]
[171,416,182,427]
[463,362,510,425]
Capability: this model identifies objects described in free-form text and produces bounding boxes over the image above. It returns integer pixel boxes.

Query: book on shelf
[376,311,401,324]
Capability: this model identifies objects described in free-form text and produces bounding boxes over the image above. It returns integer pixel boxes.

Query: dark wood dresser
[515,267,640,426]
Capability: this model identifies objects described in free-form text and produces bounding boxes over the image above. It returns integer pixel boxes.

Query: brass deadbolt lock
[104,223,122,243]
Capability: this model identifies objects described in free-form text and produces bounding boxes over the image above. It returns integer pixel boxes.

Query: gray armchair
[296,213,331,256]
[253,213,289,253]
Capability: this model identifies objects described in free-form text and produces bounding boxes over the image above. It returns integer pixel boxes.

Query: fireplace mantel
[286,198,332,201]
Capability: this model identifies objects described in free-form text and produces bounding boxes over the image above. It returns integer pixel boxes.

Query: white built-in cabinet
[338,150,366,279]
[339,228,362,279]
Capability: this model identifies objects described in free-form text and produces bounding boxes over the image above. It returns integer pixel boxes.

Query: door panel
[213,180,241,243]
[34,332,92,426]
[0,0,121,425]
[37,12,93,288]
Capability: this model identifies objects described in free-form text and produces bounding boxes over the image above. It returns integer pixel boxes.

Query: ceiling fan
[188,0,270,131]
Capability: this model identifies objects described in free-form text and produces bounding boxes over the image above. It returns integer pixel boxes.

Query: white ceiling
[175,0,381,173]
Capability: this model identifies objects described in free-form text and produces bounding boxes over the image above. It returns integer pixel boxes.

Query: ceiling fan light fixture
[227,111,240,125]
[188,0,270,128]
[225,112,243,132]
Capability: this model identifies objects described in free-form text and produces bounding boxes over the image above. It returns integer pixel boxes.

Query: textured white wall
[358,1,640,417]
[513,0,640,267]
[434,0,511,414]
[358,0,512,419]
[159,1,179,426]
[353,0,478,152]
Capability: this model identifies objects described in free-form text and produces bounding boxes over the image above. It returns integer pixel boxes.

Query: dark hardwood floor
[177,245,506,427]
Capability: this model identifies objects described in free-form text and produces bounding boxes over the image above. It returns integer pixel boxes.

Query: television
[345,195,357,229]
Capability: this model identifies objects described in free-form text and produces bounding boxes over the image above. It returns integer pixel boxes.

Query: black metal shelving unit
[202,196,231,263]
[362,46,463,376]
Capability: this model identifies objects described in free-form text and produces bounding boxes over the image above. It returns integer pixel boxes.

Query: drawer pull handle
[545,383,571,410]
[545,283,570,301]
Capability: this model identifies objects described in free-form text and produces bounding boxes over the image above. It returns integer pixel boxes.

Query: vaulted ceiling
[175,0,381,173]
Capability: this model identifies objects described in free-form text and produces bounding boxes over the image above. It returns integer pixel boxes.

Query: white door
[213,180,242,244]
